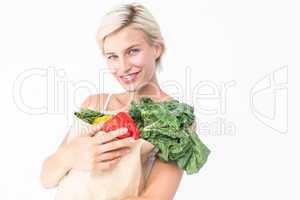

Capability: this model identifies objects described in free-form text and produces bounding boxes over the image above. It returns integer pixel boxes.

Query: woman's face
[102,26,162,92]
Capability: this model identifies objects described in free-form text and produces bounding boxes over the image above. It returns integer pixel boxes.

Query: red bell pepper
[101,112,140,139]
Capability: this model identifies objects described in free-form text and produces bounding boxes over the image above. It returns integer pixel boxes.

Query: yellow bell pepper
[92,115,112,125]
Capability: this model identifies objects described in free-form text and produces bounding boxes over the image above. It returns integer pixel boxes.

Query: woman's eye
[107,55,118,60]
[128,48,140,55]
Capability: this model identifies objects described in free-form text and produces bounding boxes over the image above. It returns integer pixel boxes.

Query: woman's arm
[143,159,183,200]
[124,159,183,200]
[40,95,97,188]
[40,132,72,188]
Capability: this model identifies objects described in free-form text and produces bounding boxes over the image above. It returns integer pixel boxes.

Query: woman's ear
[153,42,163,61]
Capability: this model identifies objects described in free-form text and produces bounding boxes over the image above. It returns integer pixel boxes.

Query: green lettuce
[128,97,210,174]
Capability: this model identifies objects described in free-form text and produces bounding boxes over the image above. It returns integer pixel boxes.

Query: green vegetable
[74,109,104,124]
[128,97,210,174]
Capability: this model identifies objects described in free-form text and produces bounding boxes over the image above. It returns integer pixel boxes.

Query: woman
[41,3,189,199]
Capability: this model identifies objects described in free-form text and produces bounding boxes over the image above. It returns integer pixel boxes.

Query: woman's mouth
[119,71,141,84]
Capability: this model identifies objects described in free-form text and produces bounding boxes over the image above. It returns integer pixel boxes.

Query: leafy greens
[128,97,210,174]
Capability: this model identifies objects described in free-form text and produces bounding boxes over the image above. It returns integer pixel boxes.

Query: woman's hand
[65,124,135,172]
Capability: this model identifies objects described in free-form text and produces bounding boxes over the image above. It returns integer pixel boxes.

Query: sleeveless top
[101,93,115,115]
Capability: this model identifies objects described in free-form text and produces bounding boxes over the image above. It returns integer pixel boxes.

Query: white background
[0,0,299,199]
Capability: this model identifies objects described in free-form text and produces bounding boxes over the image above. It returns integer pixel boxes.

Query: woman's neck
[127,74,168,102]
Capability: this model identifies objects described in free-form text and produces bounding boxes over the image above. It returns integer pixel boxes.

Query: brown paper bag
[55,116,157,200]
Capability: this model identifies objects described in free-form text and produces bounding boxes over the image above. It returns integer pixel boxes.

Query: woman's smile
[119,70,141,84]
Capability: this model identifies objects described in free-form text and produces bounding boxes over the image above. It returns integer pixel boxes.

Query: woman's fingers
[86,122,105,137]
[95,148,130,162]
[89,128,135,171]
[93,128,128,144]
[96,137,135,154]
[93,158,121,171]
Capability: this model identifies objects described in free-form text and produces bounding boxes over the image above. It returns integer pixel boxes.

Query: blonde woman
[41,3,191,199]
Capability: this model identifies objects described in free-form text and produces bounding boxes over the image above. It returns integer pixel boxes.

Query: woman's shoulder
[153,92,174,102]
[160,94,174,101]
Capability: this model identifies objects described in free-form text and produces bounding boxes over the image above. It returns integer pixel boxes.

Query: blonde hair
[96,3,165,68]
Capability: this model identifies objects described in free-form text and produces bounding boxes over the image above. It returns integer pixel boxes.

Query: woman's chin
[119,77,143,92]
[122,82,140,92]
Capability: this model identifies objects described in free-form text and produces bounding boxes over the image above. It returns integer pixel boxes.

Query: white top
[101,93,117,115]
[102,93,112,112]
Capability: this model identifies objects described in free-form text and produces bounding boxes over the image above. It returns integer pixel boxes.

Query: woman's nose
[118,57,131,74]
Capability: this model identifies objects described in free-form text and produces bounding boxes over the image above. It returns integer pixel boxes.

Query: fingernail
[112,129,121,135]
[129,137,135,142]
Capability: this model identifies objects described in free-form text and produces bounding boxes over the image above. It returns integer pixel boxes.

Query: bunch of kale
[128,97,210,174]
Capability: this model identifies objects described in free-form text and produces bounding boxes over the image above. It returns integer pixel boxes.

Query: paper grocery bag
[55,116,157,200]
